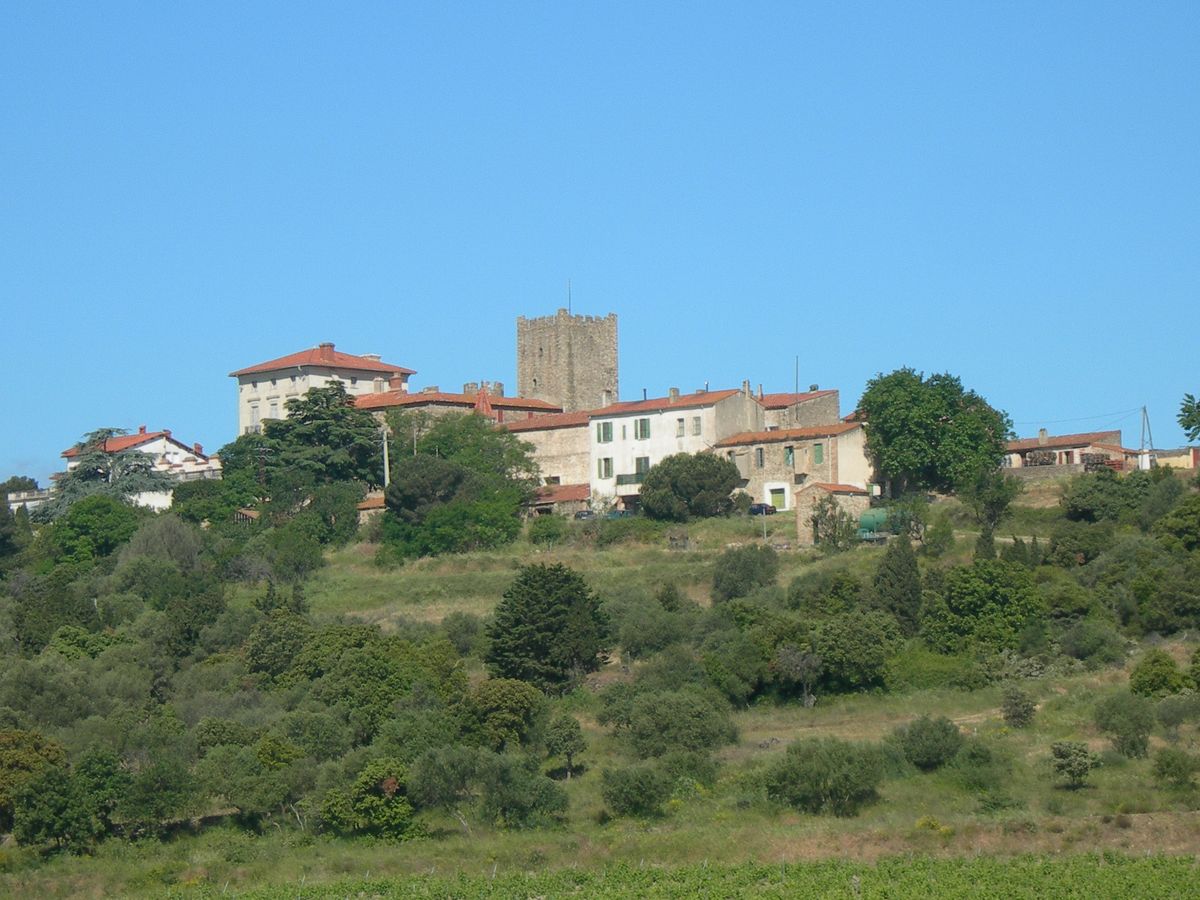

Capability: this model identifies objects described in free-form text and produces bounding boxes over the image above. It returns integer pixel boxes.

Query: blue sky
[3,2,1197,483]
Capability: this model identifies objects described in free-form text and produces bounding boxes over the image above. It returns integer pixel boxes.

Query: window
[621,425,627,440]
[785,446,794,466]
[596,421,613,443]
[634,418,651,440]
[270,378,277,387]
[813,443,824,465]
[350,377,357,386]
[635,456,651,475]
[598,457,613,479]
[755,447,765,468]
[250,405,260,426]
[692,416,702,436]
[268,400,279,419]
[676,418,685,438]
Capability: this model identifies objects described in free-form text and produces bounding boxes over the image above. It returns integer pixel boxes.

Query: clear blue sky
[3,2,1197,484]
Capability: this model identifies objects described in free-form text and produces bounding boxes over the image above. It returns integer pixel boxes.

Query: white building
[60,426,223,511]
[588,385,764,508]
[229,342,415,435]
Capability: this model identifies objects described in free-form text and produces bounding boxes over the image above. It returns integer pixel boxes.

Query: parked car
[573,509,596,520]
[748,502,777,516]
[605,509,635,519]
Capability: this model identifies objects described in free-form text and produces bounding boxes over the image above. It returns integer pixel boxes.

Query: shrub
[464,679,548,752]
[625,689,737,759]
[1094,691,1156,758]
[873,535,922,635]
[921,560,1045,654]
[711,544,779,602]
[1129,649,1189,698]
[527,514,568,546]
[951,738,1011,794]
[640,453,742,522]
[600,764,672,817]
[1001,685,1037,728]
[1058,619,1126,668]
[766,738,884,816]
[883,644,986,692]
[811,611,900,693]
[1051,741,1099,789]
[1152,747,1199,789]
[892,716,964,771]
[1157,694,1200,738]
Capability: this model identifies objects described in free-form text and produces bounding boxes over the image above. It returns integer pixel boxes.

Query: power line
[1012,407,1142,426]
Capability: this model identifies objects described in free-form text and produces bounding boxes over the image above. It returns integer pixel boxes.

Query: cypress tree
[873,535,922,634]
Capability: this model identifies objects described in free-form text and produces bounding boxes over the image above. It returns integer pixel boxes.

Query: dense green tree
[810,611,898,692]
[892,716,964,771]
[857,369,1011,494]
[959,469,1022,544]
[1128,649,1190,698]
[35,430,173,521]
[485,564,609,693]
[810,494,860,551]
[265,383,385,486]
[321,757,419,840]
[711,544,779,602]
[12,766,102,852]
[766,737,884,816]
[118,758,199,835]
[1051,741,1099,789]
[418,413,539,494]
[0,475,38,496]
[873,535,922,635]
[545,714,586,778]
[464,678,547,752]
[922,560,1044,653]
[46,494,140,563]
[1153,494,1200,553]
[1178,393,1200,442]
[1094,691,1155,758]
[73,748,131,833]
[601,763,671,817]
[0,729,68,831]
[639,453,742,522]
[625,688,737,758]
[406,745,488,832]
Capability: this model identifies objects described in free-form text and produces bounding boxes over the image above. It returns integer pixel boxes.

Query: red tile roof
[356,390,561,413]
[1006,430,1122,453]
[714,423,861,448]
[534,483,590,504]
[757,390,837,409]
[356,495,386,511]
[62,429,210,460]
[802,482,869,495]
[589,389,741,417]
[503,411,593,432]
[230,343,414,377]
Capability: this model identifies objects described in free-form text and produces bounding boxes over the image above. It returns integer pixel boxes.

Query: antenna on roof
[567,279,572,315]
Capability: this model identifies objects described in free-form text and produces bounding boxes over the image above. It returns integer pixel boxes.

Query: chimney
[193,443,203,455]
[1038,428,1048,446]
[318,341,335,362]
[809,384,819,392]
[668,387,680,402]
[361,353,381,362]
[389,375,407,391]
[422,385,440,394]
[138,424,147,434]
[742,379,751,396]
[164,429,171,437]
[757,383,764,400]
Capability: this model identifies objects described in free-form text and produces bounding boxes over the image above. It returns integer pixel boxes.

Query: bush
[625,689,737,759]
[1129,649,1190,698]
[527,515,568,546]
[884,644,986,692]
[892,716,964,771]
[766,738,884,816]
[711,544,779,602]
[640,453,742,522]
[811,611,900,693]
[1001,685,1037,728]
[1094,692,1156,758]
[951,738,1011,794]
[1051,741,1099,789]
[1152,747,1199,789]
[1157,694,1200,738]
[1058,619,1126,668]
[921,560,1045,654]
[600,763,672,817]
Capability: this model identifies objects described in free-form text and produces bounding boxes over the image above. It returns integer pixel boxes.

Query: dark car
[748,503,777,516]
[573,509,596,520]
[605,508,635,519]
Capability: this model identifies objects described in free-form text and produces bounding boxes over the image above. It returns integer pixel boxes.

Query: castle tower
[516,308,618,412]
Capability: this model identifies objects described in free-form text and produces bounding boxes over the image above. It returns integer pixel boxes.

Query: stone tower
[516,308,618,412]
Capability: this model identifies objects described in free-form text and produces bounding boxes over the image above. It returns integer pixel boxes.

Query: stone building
[503,411,592,488]
[357,383,560,425]
[517,309,618,412]
[230,342,413,436]
[714,422,872,512]
[759,389,840,429]
[794,482,871,547]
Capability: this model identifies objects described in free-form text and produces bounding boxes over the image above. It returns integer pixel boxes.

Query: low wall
[1006,464,1083,482]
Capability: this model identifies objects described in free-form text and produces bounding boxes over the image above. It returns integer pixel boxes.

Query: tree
[1051,741,1099,789]
[892,716,964,771]
[35,430,173,521]
[624,689,738,758]
[921,560,1044,653]
[959,468,1022,544]
[545,714,586,778]
[810,611,898,693]
[264,383,385,486]
[12,767,102,853]
[1001,685,1037,728]
[1154,494,1200,553]
[810,494,858,551]
[639,453,742,522]
[1179,393,1200,442]
[46,494,140,563]
[711,544,779,602]
[857,369,1012,494]
[485,564,609,693]
[321,758,419,840]
[1094,692,1156,758]
[766,738,884,816]
[464,678,548,752]
[772,644,823,707]
[1129,649,1190,698]
[601,763,672,817]
[873,535,922,635]
[0,730,68,831]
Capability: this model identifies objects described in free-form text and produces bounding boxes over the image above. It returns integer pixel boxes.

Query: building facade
[357,383,561,425]
[229,342,414,435]
[759,390,841,429]
[503,411,592,488]
[714,422,872,511]
[517,309,618,412]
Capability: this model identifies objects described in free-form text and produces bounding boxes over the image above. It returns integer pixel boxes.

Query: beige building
[230,342,414,435]
[759,389,840,429]
[714,422,873,512]
[503,411,592,488]
[1003,429,1139,472]
[588,384,765,507]
[357,383,561,426]
[794,482,871,547]
[1155,447,1199,470]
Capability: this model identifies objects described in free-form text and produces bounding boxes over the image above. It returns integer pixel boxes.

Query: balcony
[615,472,644,486]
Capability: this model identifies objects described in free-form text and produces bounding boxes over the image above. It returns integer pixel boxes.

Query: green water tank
[859,509,889,534]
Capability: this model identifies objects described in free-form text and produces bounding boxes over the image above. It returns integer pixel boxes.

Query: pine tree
[873,535,922,634]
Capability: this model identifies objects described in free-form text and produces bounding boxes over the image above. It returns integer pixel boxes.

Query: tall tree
[958,468,1022,544]
[485,564,609,693]
[873,534,922,635]
[36,430,172,521]
[640,453,742,522]
[264,382,384,486]
[857,369,1012,494]
[1179,393,1200,442]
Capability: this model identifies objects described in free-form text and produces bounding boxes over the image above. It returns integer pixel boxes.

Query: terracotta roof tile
[503,411,593,432]
[757,390,837,409]
[589,389,741,417]
[714,423,861,448]
[356,391,561,413]
[534,483,590,504]
[356,495,386,510]
[801,482,869,495]
[1007,430,1122,453]
[230,343,414,377]
[62,430,210,460]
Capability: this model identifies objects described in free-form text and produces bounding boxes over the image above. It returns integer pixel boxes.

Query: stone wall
[517,309,618,412]
[763,392,841,429]
[794,487,869,547]
[1005,463,1084,482]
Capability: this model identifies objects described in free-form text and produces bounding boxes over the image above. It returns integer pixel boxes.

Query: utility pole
[381,425,390,488]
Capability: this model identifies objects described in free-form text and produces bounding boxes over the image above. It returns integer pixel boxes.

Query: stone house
[714,422,872,512]
[758,389,840,429]
[503,411,592,489]
[357,383,561,425]
[1003,429,1139,474]
[230,342,414,436]
[588,384,764,508]
[794,482,870,547]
